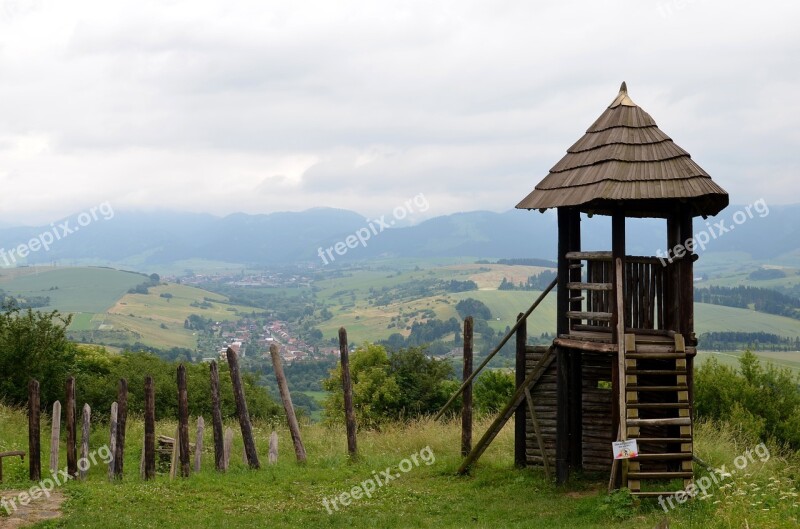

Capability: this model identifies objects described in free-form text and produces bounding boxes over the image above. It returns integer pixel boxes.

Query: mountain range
[0,204,797,270]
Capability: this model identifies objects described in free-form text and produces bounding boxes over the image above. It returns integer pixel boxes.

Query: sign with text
[612,439,639,460]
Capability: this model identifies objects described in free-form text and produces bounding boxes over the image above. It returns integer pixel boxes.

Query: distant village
[205,318,339,364]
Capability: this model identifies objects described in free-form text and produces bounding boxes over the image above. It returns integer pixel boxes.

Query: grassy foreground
[0,405,798,528]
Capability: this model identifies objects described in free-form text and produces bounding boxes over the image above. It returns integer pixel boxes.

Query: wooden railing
[565,252,671,333]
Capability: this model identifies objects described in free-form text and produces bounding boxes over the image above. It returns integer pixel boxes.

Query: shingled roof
[516,82,728,218]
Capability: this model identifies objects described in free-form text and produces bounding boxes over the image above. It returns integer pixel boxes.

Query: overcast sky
[0,0,797,226]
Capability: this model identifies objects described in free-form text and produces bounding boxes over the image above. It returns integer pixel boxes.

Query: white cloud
[0,0,797,225]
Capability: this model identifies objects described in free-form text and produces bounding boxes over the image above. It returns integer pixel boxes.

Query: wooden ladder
[624,333,693,497]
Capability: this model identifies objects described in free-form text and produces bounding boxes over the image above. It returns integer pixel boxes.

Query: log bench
[0,450,25,482]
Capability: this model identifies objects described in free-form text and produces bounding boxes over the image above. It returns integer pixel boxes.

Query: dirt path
[0,489,64,528]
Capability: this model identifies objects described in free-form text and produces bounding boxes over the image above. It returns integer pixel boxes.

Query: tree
[455,298,492,320]
[474,369,515,413]
[322,344,454,427]
[695,350,800,447]
[0,306,75,408]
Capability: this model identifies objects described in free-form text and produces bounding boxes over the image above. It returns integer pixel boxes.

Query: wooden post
[223,427,233,470]
[65,377,77,477]
[461,316,473,458]
[169,426,179,480]
[49,400,61,473]
[226,348,261,469]
[177,364,191,477]
[679,209,695,342]
[28,379,41,481]
[80,404,90,480]
[108,402,118,481]
[567,210,582,471]
[268,431,278,465]
[209,361,225,471]
[114,378,128,479]
[338,328,358,459]
[555,208,571,485]
[269,344,306,464]
[514,313,526,467]
[144,375,156,480]
[194,417,205,472]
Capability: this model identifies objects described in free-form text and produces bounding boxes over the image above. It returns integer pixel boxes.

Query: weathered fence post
[194,417,205,472]
[169,426,179,480]
[268,431,278,465]
[223,427,233,470]
[269,344,306,464]
[226,348,260,469]
[80,404,91,480]
[177,364,191,478]
[462,316,474,457]
[144,375,156,480]
[514,313,527,468]
[338,328,358,459]
[65,377,77,477]
[49,400,61,473]
[28,379,41,481]
[108,402,118,481]
[114,378,128,479]
[209,361,224,472]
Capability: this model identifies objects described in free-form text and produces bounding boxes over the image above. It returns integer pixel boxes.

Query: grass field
[0,266,145,313]
[0,266,264,351]
[0,404,797,528]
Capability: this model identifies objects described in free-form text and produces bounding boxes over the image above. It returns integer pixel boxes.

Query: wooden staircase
[623,333,693,496]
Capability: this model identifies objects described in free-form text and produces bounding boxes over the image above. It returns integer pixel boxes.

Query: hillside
[0,267,257,352]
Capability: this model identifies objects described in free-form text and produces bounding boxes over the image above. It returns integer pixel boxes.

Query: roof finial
[610,81,635,108]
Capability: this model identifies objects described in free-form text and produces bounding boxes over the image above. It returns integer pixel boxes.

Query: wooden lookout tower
[512,82,729,495]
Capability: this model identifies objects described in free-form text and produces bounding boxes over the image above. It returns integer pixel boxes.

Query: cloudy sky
[0,0,797,226]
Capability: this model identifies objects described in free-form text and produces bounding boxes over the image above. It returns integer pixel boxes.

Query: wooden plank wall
[524,346,557,466]
[524,346,613,473]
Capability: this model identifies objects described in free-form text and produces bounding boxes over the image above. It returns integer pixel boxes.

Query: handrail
[433,277,558,421]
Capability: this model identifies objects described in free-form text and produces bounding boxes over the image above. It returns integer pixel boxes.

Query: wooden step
[626,352,686,360]
[630,344,679,354]
[626,417,691,427]
[635,453,693,461]
[626,369,686,375]
[627,385,688,392]
[566,282,612,291]
[626,402,691,410]
[628,471,693,479]
[566,311,612,321]
[568,263,584,269]
[569,296,585,302]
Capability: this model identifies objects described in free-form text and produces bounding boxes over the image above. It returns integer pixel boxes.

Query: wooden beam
[514,313,526,468]
[28,379,41,481]
[462,317,473,458]
[177,365,191,477]
[229,348,262,468]
[524,386,551,481]
[65,377,77,477]
[338,328,358,460]
[458,347,555,475]
[269,344,306,464]
[209,361,224,471]
[114,378,128,479]
[434,278,557,420]
[144,376,155,480]
[80,404,90,481]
